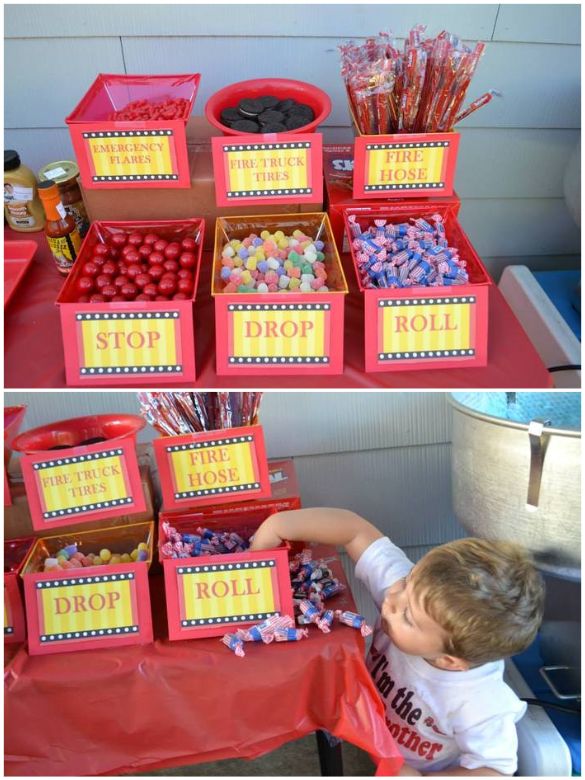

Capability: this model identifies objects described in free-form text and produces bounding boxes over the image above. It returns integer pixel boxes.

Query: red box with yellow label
[212,213,349,375]
[21,522,154,655]
[5,536,35,644]
[56,218,204,386]
[160,510,294,640]
[13,414,148,532]
[344,203,491,372]
[154,425,271,511]
[66,73,200,190]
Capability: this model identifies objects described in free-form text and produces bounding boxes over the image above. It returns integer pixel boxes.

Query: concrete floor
[132,735,376,776]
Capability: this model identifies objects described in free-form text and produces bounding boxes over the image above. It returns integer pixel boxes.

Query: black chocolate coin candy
[285,114,310,130]
[231,119,261,133]
[220,107,241,124]
[258,110,285,125]
[258,95,280,108]
[238,98,264,117]
[277,99,296,112]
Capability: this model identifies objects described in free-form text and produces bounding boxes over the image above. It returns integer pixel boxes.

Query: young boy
[250,508,545,777]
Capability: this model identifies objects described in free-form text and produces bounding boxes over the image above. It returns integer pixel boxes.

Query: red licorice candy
[108,98,189,121]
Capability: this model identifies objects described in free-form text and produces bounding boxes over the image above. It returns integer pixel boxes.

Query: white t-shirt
[355,537,526,774]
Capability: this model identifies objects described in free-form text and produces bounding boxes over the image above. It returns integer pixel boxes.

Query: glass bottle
[37,180,82,274]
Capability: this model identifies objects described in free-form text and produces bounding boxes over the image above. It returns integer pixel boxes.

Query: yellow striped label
[231,307,327,359]
[88,133,174,178]
[35,454,129,515]
[170,440,255,497]
[38,576,135,638]
[225,145,309,195]
[367,145,446,189]
[381,301,472,355]
[79,314,178,370]
[180,566,275,622]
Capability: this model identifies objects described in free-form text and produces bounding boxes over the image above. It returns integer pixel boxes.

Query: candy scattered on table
[160,521,250,559]
[335,610,373,637]
[219,97,315,133]
[274,627,309,642]
[348,214,469,289]
[236,615,295,644]
[340,27,500,134]
[222,633,246,658]
[138,392,263,436]
[219,230,329,293]
[108,98,190,121]
[42,542,149,571]
[73,231,198,303]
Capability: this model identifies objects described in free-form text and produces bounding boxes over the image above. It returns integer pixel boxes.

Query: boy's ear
[433,654,471,672]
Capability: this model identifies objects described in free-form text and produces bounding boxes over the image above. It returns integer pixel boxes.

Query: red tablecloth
[4,228,552,388]
[4,547,402,777]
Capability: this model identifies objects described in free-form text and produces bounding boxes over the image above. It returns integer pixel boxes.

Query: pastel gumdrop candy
[110,554,122,565]
[220,267,232,281]
[278,275,291,289]
[131,549,139,561]
[257,282,269,293]
[300,281,312,292]
[99,548,112,563]
[137,550,148,562]
[222,245,235,258]
[288,277,301,290]
[44,557,60,571]
[121,553,132,563]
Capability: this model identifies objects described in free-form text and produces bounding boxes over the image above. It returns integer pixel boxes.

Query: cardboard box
[56,219,204,386]
[212,212,348,375]
[160,510,294,641]
[81,119,322,250]
[324,145,461,253]
[343,203,491,372]
[66,73,201,189]
[4,536,35,644]
[21,522,154,655]
[154,424,271,511]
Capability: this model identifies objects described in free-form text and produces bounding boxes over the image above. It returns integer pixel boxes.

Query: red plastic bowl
[205,78,331,136]
[12,414,145,453]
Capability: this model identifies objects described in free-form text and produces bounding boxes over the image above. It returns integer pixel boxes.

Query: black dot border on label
[166,434,253,453]
[33,449,124,470]
[80,365,182,375]
[36,572,135,589]
[178,560,276,574]
[364,141,449,191]
[174,482,261,500]
[228,303,330,312]
[4,626,14,635]
[84,131,173,138]
[365,141,450,150]
[227,188,312,198]
[181,611,279,627]
[77,311,180,321]
[40,625,139,642]
[41,496,134,520]
[378,349,476,361]
[228,356,329,364]
[223,142,310,152]
[378,297,476,308]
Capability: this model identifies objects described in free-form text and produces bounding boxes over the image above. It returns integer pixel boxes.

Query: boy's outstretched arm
[249,508,383,563]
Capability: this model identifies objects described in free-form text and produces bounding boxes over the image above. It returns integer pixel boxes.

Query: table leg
[316,730,344,776]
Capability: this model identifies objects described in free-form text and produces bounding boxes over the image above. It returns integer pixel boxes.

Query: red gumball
[178,269,193,280]
[164,242,181,261]
[181,237,197,252]
[136,293,153,301]
[163,259,179,274]
[112,295,126,301]
[148,251,165,265]
[122,244,136,258]
[124,250,140,265]
[126,264,142,279]
[143,283,158,297]
[92,254,106,267]
[101,284,117,299]
[77,295,90,303]
[153,239,168,252]
[143,233,159,245]
[155,295,169,301]
[121,283,138,300]
[177,277,194,296]
[82,261,99,277]
[93,243,110,257]
[89,294,105,303]
[76,276,95,295]
[148,265,165,281]
[95,274,112,290]
[111,233,127,248]
[114,275,129,290]
[172,292,189,300]
[135,273,151,289]
[138,244,152,258]
[102,260,118,276]
[179,251,196,269]
[158,277,177,296]
[127,232,143,247]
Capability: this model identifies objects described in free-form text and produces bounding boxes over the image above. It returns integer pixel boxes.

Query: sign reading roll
[154,424,272,510]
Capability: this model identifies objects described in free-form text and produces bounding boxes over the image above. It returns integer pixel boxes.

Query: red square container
[154,424,271,511]
[4,405,27,507]
[160,511,294,640]
[344,203,492,372]
[66,74,200,189]
[5,536,35,643]
[12,414,148,531]
[57,218,204,386]
[21,522,154,655]
[212,213,348,375]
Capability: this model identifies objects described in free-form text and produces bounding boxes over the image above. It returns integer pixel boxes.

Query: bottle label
[4,183,34,204]
[4,200,37,227]
[46,230,82,271]
[64,201,90,238]
[42,166,69,180]
[56,201,67,219]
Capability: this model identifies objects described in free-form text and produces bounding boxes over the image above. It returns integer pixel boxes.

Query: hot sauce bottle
[37,180,82,274]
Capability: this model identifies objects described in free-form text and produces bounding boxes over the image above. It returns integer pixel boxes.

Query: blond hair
[410,538,545,665]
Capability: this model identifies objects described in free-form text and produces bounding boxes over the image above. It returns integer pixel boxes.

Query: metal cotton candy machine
[449,393,581,579]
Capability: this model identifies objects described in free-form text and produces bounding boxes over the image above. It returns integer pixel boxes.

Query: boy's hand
[249,515,283,551]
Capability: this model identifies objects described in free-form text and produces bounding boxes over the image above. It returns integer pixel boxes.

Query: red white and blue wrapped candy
[316,609,335,634]
[221,633,246,657]
[274,627,309,642]
[335,610,373,637]
[299,599,322,625]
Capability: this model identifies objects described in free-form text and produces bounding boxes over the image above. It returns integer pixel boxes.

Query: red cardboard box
[344,203,491,372]
[13,414,148,532]
[160,510,294,641]
[21,522,154,655]
[154,424,271,511]
[212,213,348,375]
[56,218,204,386]
[4,536,35,644]
[4,405,26,507]
[66,73,200,189]
[324,145,460,254]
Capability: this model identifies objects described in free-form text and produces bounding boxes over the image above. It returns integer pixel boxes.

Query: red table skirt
[4,229,552,388]
[4,549,403,777]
